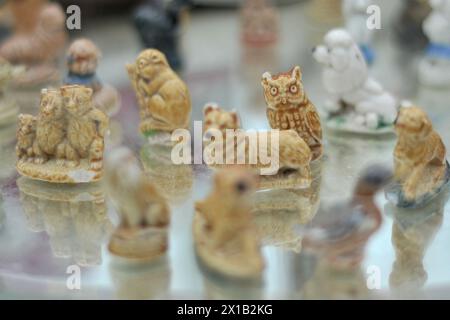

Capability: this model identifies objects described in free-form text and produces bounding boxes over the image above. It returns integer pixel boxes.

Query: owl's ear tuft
[292,66,302,81]
[261,72,272,86]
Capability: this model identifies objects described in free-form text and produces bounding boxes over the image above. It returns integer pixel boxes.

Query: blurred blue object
[359,43,375,66]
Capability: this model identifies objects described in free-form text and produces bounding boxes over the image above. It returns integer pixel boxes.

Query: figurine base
[326,115,394,136]
[258,168,311,190]
[144,130,174,146]
[193,212,264,280]
[17,159,103,184]
[108,227,168,265]
[385,162,450,209]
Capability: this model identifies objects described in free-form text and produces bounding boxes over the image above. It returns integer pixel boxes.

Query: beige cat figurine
[194,167,264,279]
[16,114,37,161]
[32,89,66,164]
[126,49,191,135]
[262,66,323,160]
[106,147,170,262]
[60,85,109,170]
[387,106,449,207]
[203,103,312,187]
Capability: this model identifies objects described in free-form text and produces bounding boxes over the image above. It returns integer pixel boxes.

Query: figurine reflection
[140,142,193,205]
[386,189,448,295]
[18,177,112,266]
[301,165,391,299]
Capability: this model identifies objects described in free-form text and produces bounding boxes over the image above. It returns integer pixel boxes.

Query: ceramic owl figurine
[385,106,450,208]
[64,38,120,116]
[261,66,323,161]
[419,0,450,88]
[126,49,191,139]
[313,29,398,134]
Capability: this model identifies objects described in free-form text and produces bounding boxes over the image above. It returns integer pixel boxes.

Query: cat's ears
[291,66,302,81]
[203,103,219,116]
[261,72,272,86]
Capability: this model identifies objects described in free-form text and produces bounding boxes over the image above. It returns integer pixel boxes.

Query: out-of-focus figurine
[106,148,170,263]
[0,0,66,88]
[64,38,120,116]
[241,0,279,46]
[342,0,375,65]
[385,106,450,208]
[0,57,18,127]
[299,165,391,270]
[194,167,264,279]
[202,103,312,186]
[395,0,431,51]
[126,49,191,142]
[18,177,111,266]
[313,29,398,134]
[261,66,323,161]
[16,85,109,183]
[419,0,450,88]
[133,0,191,70]
[386,190,446,295]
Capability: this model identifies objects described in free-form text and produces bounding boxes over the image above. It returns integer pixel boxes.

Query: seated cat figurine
[126,49,191,139]
[385,106,450,208]
[194,167,264,279]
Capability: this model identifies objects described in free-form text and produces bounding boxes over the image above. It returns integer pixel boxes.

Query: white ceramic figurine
[313,29,398,134]
[419,0,450,88]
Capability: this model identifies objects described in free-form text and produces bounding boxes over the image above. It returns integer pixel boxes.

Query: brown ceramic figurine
[203,103,312,188]
[241,0,279,46]
[106,147,170,263]
[194,167,264,279]
[262,66,323,161]
[0,0,67,87]
[385,106,450,208]
[16,85,109,183]
[64,38,120,116]
[126,49,191,140]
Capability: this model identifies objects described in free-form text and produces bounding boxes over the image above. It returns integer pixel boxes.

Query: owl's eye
[290,85,298,94]
[270,87,278,96]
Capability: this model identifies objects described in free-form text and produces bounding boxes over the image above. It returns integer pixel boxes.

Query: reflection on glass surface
[109,257,170,300]
[387,189,448,297]
[17,177,112,267]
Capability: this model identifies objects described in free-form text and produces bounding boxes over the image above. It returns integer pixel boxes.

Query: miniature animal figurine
[32,89,66,165]
[194,167,264,278]
[261,66,323,160]
[386,106,449,208]
[61,85,109,170]
[342,0,375,65]
[202,103,312,181]
[64,38,120,116]
[300,165,391,270]
[15,85,109,183]
[419,0,450,87]
[0,0,67,87]
[126,49,191,136]
[241,0,279,46]
[313,29,398,133]
[16,114,37,161]
[106,147,170,261]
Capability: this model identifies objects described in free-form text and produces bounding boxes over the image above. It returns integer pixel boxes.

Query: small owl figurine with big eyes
[262,66,323,160]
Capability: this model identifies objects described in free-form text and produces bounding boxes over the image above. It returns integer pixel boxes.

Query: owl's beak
[281,97,287,104]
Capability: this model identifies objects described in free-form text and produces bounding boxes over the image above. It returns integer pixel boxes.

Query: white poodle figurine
[419,0,450,88]
[313,29,398,131]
